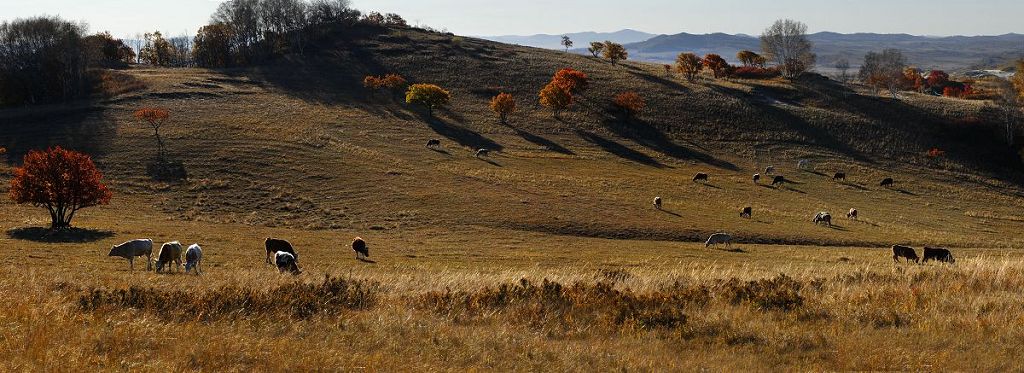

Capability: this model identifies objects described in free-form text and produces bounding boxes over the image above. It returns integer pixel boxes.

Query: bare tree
[760,19,816,78]
[859,49,907,99]
[834,58,850,83]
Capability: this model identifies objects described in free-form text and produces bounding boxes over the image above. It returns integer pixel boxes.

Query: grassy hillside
[1,25,1024,370]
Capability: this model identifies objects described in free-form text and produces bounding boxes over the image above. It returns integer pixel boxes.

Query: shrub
[9,147,112,230]
[538,82,572,117]
[612,91,645,118]
[729,66,781,79]
[675,52,703,82]
[381,74,407,92]
[405,83,451,117]
[723,274,804,311]
[94,70,147,97]
[489,93,516,124]
[702,54,730,78]
[552,68,589,93]
[927,148,946,158]
[601,41,628,64]
[587,42,605,57]
[927,70,950,87]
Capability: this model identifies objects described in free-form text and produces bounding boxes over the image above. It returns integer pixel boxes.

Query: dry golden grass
[2,26,1024,370]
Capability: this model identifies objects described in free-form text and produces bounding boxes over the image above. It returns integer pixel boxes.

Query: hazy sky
[2,0,1022,38]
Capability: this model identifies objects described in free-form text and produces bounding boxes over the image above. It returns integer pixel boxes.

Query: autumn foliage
[133,107,171,160]
[612,91,645,118]
[927,148,946,158]
[552,68,589,93]
[9,147,112,229]
[702,54,730,78]
[405,84,450,117]
[601,41,628,64]
[675,52,702,82]
[489,93,516,124]
[538,82,573,117]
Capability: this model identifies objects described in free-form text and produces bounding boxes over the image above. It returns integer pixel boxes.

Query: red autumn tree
[702,54,730,78]
[133,107,171,160]
[381,74,407,92]
[552,68,589,93]
[9,147,112,229]
[538,82,573,118]
[927,70,950,88]
[490,93,516,124]
[363,75,384,97]
[612,91,645,118]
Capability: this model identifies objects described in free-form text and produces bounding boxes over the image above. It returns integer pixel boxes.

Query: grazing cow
[265,238,297,264]
[108,239,154,271]
[892,245,920,264]
[475,148,490,158]
[812,212,832,227]
[833,172,846,182]
[764,166,775,175]
[752,173,761,184]
[880,178,895,188]
[653,196,662,210]
[275,251,301,275]
[426,139,441,148]
[797,159,812,170]
[771,175,786,186]
[155,241,183,273]
[352,237,369,259]
[184,244,203,275]
[847,208,858,220]
[740,206,752,219]
[693,172,709,183]
[705,233,733,248]
[923,247,955,263]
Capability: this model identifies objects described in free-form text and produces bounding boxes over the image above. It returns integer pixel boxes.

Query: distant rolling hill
[624,32,1024,71]
[479,29,656,50]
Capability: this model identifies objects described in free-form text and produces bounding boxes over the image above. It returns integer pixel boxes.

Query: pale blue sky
[2,0,1021,38]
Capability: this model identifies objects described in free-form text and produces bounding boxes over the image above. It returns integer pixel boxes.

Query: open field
[3,25,1024,370]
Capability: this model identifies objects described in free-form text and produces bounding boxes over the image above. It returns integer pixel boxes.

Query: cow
[475,148,490,158]
[693,172,709,183]
[705,233,732,248]
[740,206,752,219]
[880,178,895,188]
[847,208,858,220]
[184,244,203,275]
[892,245,920,264]
[813,212,832,227]
[426,139,441,148]
[833,172,846,182]
[797,159,812,170]
[772,175,786,186]
[352,237,369,260]
[108,239,153,271]
[155,241,183,273]
[275,251,301,275]
[752,173,761,184]
[653,196,662,210]
[265,238,297,265]
[764,166,775,175]
[923,247,955,264]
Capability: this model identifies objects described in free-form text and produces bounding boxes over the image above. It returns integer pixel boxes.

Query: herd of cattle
[656,160,956,265]
[107,237,370,274]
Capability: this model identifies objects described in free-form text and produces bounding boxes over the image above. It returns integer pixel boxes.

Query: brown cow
[892,245,919,264]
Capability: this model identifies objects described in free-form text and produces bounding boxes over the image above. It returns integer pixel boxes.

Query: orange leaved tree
[133,107,171,160]
[552,68,589,93]
[539,82,573,118]
[405,84,451,117]
[613,91,646,118]
[675,52,702,82]
[9,147,112,229]
[490,93,516,124]
[702,54,730,78]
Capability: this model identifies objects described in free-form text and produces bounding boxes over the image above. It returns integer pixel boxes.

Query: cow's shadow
[428,147,451,156]
[658,209,682,217]
[696,182,722,190]
[7,227,114,243]
[357,257,377,264]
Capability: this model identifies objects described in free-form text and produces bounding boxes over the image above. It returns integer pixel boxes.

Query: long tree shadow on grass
[575,130,664,168]
[420,114,503,153]
[601,114,738,171]
[7,227,115,243]
[512,127,574,155]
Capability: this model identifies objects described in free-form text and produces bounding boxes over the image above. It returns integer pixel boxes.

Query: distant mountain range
[481,30,1024,72]
[479,29,657,50]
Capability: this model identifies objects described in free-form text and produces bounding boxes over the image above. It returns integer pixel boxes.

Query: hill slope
[1,25,1023,248]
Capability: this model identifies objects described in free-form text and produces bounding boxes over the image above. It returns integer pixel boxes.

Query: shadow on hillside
[696,182,722,190]
[477,156,502,167]
[600,115,738,171]
[625,70,692,93]
[659,209,682,217]
[575,130,664,168]
[512,127,574,155]
[0,105,115,165]
[895,188,917,196]
[422,116,503,152]
[7,227,115,243]
[357,257,377,264]
[840,182,869,191]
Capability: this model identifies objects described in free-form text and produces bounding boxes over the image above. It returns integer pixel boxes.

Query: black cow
[772,175,786,186]
[923,247,955,263]
[265,238,297,264]
[426,139,441,148]
[880,178,895,188]
[352,237,370,259]
[740,206,752,219]
[693,172,709,183]
[892,245,919,264]
[275,252,301,275]
[833,172,846,182]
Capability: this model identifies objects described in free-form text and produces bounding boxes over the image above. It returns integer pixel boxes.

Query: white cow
[108,239,154,271]
[705,233,733,248]
[184,244,203,275]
